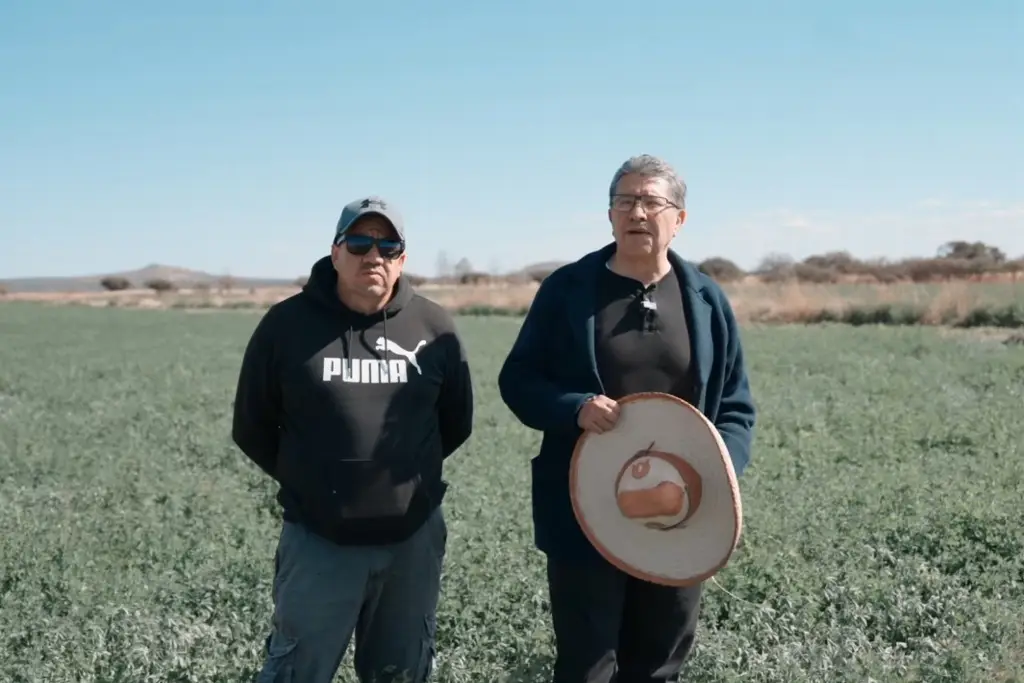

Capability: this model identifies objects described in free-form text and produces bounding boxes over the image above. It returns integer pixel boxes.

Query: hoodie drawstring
[343,310,391,370]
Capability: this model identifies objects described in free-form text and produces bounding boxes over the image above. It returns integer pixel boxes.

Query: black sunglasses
[337,234,405,259]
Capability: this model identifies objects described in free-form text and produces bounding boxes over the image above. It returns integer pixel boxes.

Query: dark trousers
[546,556,703,683]
[257,508,447,683]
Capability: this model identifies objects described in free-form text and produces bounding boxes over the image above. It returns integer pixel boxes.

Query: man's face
[607,174,686,259]
[330,214,407,298]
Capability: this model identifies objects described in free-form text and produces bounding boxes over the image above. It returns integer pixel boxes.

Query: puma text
[322,357,410,384]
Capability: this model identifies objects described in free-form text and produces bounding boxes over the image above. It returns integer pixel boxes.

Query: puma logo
[321,337,428,385]
[374,337,427,375]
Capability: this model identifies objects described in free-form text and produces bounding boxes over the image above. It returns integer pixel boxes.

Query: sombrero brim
[569,392,742,587]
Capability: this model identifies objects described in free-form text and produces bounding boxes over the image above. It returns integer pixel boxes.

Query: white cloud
[748,208,838,236]
[909,198,1024,220]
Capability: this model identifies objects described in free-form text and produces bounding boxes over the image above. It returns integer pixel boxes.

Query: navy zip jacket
[497,242,757,564]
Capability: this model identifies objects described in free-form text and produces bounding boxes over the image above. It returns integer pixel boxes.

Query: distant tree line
[697,241,1022,285]
[88,240,1020,294]
[98,275,240,293]
[420,240,1024,286]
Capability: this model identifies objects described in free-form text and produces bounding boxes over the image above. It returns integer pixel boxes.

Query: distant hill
[0,259,573,294]
[0,264,296,293]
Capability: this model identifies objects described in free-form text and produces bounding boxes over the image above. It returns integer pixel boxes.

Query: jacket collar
[566,241,710,294]
[562,242,715,402]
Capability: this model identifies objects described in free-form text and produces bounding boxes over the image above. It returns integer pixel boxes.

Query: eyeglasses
[337,234,405,259]
[610,194,678,213]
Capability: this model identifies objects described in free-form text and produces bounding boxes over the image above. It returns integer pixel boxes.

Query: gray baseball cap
[334,195,405,244]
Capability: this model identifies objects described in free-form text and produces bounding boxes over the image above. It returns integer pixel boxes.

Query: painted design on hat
[569,391,743,587]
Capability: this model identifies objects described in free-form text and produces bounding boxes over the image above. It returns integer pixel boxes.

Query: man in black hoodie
[232,195,474,683]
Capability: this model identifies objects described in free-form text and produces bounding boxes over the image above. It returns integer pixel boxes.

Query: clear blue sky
[1,0,1021,279]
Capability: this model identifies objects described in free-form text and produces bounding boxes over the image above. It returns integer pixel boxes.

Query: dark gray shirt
[593,263,697,403]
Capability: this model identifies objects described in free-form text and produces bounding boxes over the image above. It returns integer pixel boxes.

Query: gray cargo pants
[256,507,447,683]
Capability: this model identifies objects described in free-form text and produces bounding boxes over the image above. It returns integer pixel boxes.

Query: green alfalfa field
[1,302,1022,683]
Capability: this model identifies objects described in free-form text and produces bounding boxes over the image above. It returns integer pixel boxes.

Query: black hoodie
[231,255,474,545]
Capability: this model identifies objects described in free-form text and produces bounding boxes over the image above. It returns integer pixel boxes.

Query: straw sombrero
[569,392,743,587]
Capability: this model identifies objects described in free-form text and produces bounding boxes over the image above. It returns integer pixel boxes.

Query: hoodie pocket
[275,433,428,526]
[327,460,423,521]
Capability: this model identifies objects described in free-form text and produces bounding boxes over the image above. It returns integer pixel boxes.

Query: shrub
[698,257,744,283]
[525,267,557,283]
[458,272,491,285]
[793,264,838,284]
[144,278,176,293]
[100,276,132,291]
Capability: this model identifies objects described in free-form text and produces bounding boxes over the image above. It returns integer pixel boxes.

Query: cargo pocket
[257,637,298,683]
[431,508,448,557]
[414,613,438,683]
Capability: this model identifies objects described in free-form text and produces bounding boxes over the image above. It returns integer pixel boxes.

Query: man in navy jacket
[498,154,757,683]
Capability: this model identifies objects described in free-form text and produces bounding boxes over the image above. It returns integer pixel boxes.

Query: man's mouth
[627,226,650,235]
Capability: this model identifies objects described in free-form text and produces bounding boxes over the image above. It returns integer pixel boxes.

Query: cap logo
[361,198,386,210]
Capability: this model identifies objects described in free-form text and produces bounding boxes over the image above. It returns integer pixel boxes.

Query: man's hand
[577,395,621,434]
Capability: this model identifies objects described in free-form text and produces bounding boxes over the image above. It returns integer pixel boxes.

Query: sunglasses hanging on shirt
[638,286,658,332]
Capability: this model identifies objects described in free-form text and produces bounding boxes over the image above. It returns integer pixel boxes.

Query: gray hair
[608,154,687,209]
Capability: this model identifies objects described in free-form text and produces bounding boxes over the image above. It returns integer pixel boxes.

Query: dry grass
[703,280,1021,325]
[3,279,1022,328]
[1,283,544,314]
[2,286,299,311]
[414,283,539,311]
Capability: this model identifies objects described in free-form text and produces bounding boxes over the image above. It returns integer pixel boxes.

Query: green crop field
[1,302,1022,683]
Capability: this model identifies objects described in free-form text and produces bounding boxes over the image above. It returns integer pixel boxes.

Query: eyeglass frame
[609,193,681,214]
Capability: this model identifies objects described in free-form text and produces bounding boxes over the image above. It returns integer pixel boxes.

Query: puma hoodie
[231,255,474,545]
